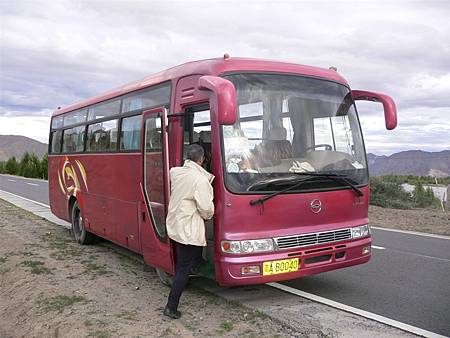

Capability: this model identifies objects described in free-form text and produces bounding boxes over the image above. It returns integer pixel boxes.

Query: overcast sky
[1,0,449,155]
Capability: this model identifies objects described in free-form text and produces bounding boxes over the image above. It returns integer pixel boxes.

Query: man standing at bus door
[163,144,214,319]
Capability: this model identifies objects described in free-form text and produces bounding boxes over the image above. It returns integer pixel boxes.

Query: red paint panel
[49,153,142,252]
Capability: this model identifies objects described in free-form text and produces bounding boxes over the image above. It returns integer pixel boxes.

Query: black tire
[156,267,174,286]
[71,200,95,245]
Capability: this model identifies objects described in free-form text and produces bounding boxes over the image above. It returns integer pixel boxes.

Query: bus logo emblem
[310,199,322,213]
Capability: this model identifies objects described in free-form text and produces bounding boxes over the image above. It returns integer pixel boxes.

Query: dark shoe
[163,307,181,319]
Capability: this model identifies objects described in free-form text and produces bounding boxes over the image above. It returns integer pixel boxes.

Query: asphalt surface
[0,174,49,205]
[1,174,449,336]
[284,231,450,336]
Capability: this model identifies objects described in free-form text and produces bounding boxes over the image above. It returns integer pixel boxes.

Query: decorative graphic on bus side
[57,157,88,196]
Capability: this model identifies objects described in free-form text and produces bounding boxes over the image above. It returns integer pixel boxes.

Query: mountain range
[367,150,450,177]
[0,135,449,177]
[0,135,48,161]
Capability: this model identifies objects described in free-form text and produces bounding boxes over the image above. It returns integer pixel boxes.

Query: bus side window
[183,105,212,172]
[86,120,118,152]
[120,115,141,151]
[62,126,85,153]
[50,130,63,154]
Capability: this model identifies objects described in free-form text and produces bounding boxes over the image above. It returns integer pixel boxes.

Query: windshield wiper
[249,176,313,206]
[249,173,363,206]
[247,176,304,191]
[291,172,364,197]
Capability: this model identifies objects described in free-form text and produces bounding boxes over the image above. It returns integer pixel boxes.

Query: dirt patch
[369,205,450,236]
[0,199,301,337]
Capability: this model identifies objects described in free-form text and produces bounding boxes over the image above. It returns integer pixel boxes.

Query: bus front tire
[71,201,95,245]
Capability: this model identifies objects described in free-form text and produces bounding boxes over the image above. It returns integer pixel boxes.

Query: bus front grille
[275,228,352,250]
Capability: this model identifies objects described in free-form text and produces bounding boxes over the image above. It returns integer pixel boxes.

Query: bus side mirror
[352,90,397,130]
[198,76,237,125]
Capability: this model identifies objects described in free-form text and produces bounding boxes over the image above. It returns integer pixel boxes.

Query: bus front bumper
[217,236,371,286]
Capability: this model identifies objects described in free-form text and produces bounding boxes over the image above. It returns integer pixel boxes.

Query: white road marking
[388,248,450,263]
[0,174,46,183]
[268,282,446,338]
[7,179,17,182]
[371,245,386,250]
[371,244,449,261]
[372,226,450,240]
[0,189,50,208]
[26,183,39,186]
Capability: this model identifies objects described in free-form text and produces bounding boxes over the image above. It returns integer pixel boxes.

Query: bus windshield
[222,73,368,193]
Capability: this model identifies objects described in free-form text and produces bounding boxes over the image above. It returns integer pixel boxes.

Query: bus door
[140,107,174,274]
[183,105,215,264]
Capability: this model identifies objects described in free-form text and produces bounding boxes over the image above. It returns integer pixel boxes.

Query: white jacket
[166,160,214,246]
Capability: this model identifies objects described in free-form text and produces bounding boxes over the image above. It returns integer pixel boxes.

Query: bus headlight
[222,239,274,254]
[352,224,370,239]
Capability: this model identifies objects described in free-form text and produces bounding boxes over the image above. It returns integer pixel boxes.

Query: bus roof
[52,57,349,116]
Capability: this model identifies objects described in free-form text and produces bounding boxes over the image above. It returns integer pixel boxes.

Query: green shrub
[370,177,414,209]
[412,183,440,209]
[5,157,19,175]
[371,177,442,209]
[18,153,42,178]
[1,153,47,178]
[381,175,450,186]
[40,154,48,179]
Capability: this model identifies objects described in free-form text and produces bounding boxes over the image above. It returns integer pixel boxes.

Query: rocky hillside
[0,135,48,161]
[368,150,450,177]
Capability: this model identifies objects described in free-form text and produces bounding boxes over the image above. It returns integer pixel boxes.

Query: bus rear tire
[71,200,95,245]
[156,268,173,286]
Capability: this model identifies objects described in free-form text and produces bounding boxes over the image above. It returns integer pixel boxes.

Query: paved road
[284,230,450,336]
[0,174,49,205]
[1,174,449,336]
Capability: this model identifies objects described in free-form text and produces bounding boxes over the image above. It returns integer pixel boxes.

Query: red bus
[48,56,397,286]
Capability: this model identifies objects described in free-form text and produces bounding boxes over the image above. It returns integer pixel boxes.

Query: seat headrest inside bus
[199,131,211,143]
[268,127,287,141]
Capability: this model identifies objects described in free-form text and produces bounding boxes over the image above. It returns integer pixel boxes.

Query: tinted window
[88,100,121,121]
[86,120,118,152]
[51,115,64,129]
[63,109,87,127]
[144,115,167,239]
[120,115,141,150]
[122,85,171,113]
[50,130,63,154]
[62,126,85,153]
[222,73,368,193]
[145,117,162,152]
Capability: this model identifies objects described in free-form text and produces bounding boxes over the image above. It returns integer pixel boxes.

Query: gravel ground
[0,199,302,338]
[369,205,450,236]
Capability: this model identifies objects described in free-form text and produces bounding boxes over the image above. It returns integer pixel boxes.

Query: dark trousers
[166,242,203,311]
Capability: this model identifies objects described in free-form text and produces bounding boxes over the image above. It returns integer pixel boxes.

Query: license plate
[263,258,299,276]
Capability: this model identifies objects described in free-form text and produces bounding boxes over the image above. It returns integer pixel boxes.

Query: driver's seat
[265,127,293,161]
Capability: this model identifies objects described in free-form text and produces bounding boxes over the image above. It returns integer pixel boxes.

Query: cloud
[0,114,50,143]
[359,105,450,155]
[1,0,450,154]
